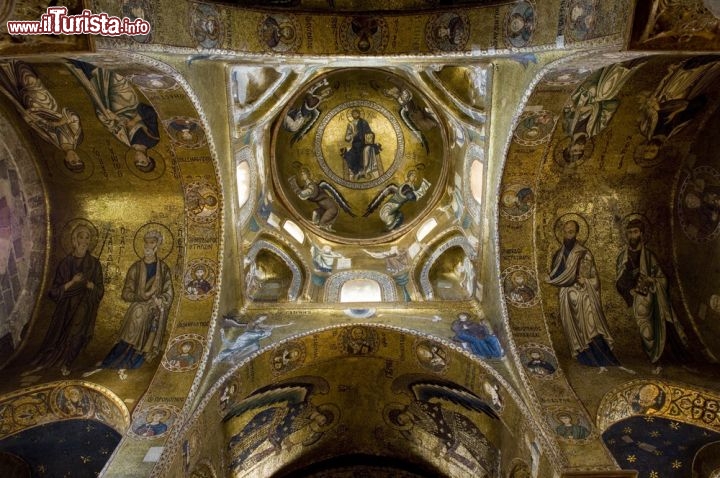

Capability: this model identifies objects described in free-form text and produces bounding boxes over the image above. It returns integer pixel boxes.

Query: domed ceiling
[2,1,720,478]
[272,69,447,242]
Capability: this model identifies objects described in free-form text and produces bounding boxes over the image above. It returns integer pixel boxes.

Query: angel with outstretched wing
[364,170,431,231]
[224,377,338,473]
[283,78,336,145]
[385,375,499,475]
[216,314,292,362]
[290,167,355,231]
[373,78,437,154]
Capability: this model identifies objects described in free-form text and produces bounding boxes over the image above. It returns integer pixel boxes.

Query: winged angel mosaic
[273,69,447,242]
[223,376,339,474]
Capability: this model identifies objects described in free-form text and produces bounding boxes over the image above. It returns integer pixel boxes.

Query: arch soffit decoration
[246,239,304,301]
[154,323,565,475]
[0,380,130,439]
[597,379,720,434]
[419,233,477,300]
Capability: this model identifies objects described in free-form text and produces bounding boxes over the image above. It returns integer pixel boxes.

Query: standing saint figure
[84,229,173,379]
[615,219,689,374]
[547,220,628,372]
[0,60,85,172]
[341,108,382,181]
[67,59,160,173]
[26,224,104,376]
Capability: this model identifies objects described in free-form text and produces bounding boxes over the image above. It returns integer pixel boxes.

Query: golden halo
[145,407,171,423]
[553,213,590,244]
[311,403,340,433]
[620,213,652,245]
[383,403,413,431]
[125,148,166,181]
[53,148,94,180]
[133,222,174,260]
[345,107,364,121]
[553,135,594,168]
[177,340,196,353]
[554,410,574,424]
[60,218,99,255]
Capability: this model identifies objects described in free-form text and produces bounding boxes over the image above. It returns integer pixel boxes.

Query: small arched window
[236,161,250,209]
[340,279,382,303]
[470,159,484,203]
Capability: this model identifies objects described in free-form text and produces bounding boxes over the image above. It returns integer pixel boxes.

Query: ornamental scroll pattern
[0,380,130,439]
[597,379,720,432]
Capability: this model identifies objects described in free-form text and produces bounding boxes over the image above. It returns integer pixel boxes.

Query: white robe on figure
[548,242,615,357]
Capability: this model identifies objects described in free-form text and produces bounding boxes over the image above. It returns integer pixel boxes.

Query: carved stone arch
[418,234,477,300]
[323,270,398,302]
[245,239,304,301]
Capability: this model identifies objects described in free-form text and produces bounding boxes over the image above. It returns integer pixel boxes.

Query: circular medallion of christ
[271,69,448,243]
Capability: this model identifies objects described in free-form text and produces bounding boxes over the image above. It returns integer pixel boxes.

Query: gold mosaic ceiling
[272,68,448,242]
[1,1,720,478]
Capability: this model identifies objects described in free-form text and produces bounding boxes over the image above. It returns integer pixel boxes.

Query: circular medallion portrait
[162,334,205,372]
[548,407,593,442]
[130,405,179,439]
[270,341,306,375]
[505,1,535,48]
[165,117,207,149]
[566,0,597,42]
[513,110,554,146]
[414,339,449,373]
[258,14,301,53]
[338,326,378,356]
[677,166,720,243]
[121,0,153,43]
[519,343,559,380]
[189,3,224,49]
[50,385,94,418]
[425,12,470,52]
[183,258,217,300]
[338,16,389,54]
[501,265,540,308]
[500,184,534,221]
[184,180,220,224]
[272,69,448,243]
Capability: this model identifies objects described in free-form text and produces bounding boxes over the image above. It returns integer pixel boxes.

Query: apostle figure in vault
[0,60,85,172]
[636,56,720,165]
[615,219,690,374]
[84,229,173,379]
[26,224,104,377]
[547,220,634,374]
[561,61,643,164]
[67,59,160,173]
[341,108,383,181]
